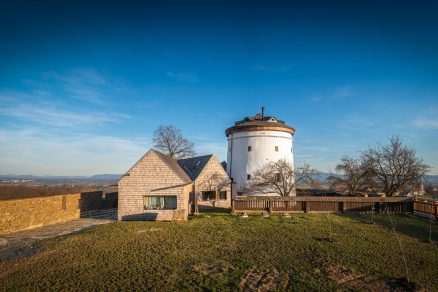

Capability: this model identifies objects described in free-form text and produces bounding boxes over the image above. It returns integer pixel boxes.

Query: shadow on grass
[199,206,232,214]
[345,212,438,242]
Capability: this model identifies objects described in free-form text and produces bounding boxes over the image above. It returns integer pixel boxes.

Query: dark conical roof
[225,110,295,136]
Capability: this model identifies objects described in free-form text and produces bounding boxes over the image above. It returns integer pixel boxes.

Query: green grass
[1,213,438,291]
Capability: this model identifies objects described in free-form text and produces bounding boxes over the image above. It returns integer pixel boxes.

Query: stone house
[118,149,230,221]
[178,154,231,210]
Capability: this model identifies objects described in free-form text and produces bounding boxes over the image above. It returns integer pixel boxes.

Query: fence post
[305,201,310,213]
[435,203,438,220]
[340,201,346,213]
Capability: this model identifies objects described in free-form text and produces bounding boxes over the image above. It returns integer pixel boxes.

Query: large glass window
[201,191,216,201]
[144,196,177,210]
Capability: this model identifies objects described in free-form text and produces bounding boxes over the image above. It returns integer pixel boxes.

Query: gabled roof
[153,150,193,184]
[119,149,192,184]
[177,154,213,181]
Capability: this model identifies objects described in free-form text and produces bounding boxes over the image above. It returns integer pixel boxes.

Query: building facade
[225,108,295,197]
[118,149,231,221]
[178,154,231,210]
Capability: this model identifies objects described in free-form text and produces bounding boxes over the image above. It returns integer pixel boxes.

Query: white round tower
[226,108,295,197]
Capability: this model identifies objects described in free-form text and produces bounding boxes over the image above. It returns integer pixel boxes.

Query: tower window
[275,146,279,152]
[247,174,251,180]
[248,146,252,152]
[274,173,281,182]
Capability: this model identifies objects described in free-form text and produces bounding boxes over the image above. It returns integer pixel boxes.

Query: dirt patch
[324,266,424,291]
[193,263,231,276]
[239,267,284,291]
[324,266,363,284]
[137,228,162,234]
[0,238,8,247]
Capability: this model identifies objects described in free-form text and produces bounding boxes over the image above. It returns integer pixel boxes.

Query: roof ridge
[152,149,192,183]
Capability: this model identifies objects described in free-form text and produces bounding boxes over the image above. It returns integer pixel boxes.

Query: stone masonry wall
[0,193,81,235]
[118,150,190,221]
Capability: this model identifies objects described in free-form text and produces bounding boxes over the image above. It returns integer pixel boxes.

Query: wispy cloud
[0,128,149,175]
[333,85,354,98]
[413,116,438,129]
[166,71,199,83]
[0,99,130,128]
[251,64,290,73]
[46,69,108,104]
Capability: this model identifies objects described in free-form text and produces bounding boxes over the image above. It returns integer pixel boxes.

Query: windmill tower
[225,108,295,197]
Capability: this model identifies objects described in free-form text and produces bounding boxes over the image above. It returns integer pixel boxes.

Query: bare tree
[362,136,430,196]
[328,156,370,196]
[199,172,231,200]
[251,159,318,196]
[195,172,231,211]
[153,125,196,159]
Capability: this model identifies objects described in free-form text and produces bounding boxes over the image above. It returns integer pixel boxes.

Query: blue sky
[0,0,437,175]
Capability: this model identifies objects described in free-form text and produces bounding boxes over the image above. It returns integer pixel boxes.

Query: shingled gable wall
[118,150,192,221]
[195,155,231,208]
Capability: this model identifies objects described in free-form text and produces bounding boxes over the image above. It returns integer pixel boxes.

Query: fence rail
[233,196,438,218]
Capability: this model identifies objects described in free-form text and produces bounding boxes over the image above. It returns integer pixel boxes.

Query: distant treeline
[0,185,104,201]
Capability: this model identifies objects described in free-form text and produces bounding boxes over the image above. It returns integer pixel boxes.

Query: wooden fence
[233,196,438,218]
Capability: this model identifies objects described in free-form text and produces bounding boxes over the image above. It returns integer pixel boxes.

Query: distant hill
[0,174,122,184]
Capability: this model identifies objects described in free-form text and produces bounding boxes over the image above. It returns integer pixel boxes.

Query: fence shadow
[345,212,438,242]
[199,205,232,214]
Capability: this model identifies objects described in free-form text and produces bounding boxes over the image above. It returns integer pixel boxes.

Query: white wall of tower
[226,130,294,196]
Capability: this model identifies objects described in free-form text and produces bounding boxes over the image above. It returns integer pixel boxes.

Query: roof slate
[177,155,213,181]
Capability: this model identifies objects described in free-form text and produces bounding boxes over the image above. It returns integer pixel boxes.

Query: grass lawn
[1,213,438,291]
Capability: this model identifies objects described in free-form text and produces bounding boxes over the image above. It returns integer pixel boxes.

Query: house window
[201,191,215,201]
[275,146,279,152]
[248,146,252,152]
[274,173,281,182]
[144,196,177,210]
[219,191,227,200]
[247,174,251,180]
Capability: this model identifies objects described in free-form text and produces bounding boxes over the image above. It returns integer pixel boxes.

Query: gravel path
[0,219,114,261]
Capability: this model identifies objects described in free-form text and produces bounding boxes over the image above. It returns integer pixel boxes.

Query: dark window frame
[144,195,177,210]
[219,191,227,200]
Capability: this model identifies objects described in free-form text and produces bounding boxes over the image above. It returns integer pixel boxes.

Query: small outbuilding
[118,149,230,221]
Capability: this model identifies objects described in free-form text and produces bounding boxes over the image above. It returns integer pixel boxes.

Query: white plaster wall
[226,130,294,196]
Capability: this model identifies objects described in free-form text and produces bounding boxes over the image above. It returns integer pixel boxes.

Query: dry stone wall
[0,193,81,235]
[0,191,118,235]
